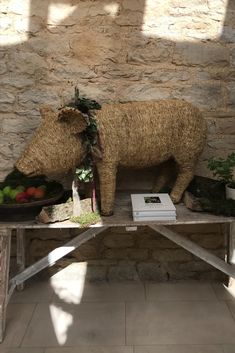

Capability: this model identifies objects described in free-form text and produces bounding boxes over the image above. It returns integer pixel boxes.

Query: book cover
[131,193,176,213]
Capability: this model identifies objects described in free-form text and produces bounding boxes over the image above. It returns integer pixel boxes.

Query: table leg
[16,229,25,291]
[229,222,235,264]
[0,229,11,342]
[228,221,235,286]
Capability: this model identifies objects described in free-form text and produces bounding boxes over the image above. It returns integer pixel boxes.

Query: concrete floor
[1,266,235,353]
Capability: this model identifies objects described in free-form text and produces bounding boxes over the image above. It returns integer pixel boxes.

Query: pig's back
[95,99,205,167]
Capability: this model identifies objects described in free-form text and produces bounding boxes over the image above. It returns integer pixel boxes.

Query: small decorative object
[15,90,207,216]
[184,176,235,217]
[37,198,94,224]
[70,211,101,228]
[207,153,235,200]
[0,169,63,221]
[131,193,176,221]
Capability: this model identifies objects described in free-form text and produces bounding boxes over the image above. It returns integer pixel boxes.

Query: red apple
[15,192,28,203]
[34,187,45,199]
[26,187,37,197]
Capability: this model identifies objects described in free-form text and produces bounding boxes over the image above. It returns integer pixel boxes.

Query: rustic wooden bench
[0,192,234,342]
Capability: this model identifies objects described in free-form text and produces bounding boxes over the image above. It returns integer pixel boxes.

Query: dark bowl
[0,183,64,222]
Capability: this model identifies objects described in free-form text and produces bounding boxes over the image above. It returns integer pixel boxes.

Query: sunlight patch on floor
[50,262,87,304]
[49,304,73,345]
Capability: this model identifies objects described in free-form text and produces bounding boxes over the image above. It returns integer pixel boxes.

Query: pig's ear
[39,105,56,120]
[58,107,87,134]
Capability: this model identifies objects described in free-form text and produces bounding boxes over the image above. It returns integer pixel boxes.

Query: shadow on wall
[26,0,234,106]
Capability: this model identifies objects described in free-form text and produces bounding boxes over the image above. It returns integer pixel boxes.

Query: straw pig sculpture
[15,99,207,216]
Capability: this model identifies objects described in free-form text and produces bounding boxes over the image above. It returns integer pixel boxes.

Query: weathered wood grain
[0,229,11,342]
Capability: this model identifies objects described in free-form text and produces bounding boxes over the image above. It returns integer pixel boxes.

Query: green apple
[3,186,12,196]
[9,189,20,200]
[15,185,25,192]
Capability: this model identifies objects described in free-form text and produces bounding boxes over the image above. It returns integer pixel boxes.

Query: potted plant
[207,152,235,200]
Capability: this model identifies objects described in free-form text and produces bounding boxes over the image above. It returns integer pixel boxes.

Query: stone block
[86,259,117,266]
[173,42,229,67]
[231,48,235,66]
[119,84,171,102]
[85,265,108,281]
[176,82,223,109]
[170,223,221,234]
[137,236,179,249]
[164,260,220,281]
[108,262,139,281]
[0,92,15,104]
[137,262,168,281]
[0,62,7,75]
[178,260,217,272]
[152,249,193,262]
[2,116,39,133]
[105,248,148,261]
[72,243,101,261]
[102,65,141,81]
[189,233,225,249]
[29,239,62,259]
[122,0,144,11]
[207,135,235,151]
[18,89,59,109]
[70,31,114,65]
[199,270,226,281]
[53,59,97,80]
[103,233,135,248]
[26,35,71,57]
[144,68,191,83]
[215,118,235,135]
[228,84,235,105]
[127,43,170,65]
[115,11,143,26]
[221,26,235,43]
[8,51,47,74]
[0,104,15,113]
[27,229,71,241]
[1,74,34,89]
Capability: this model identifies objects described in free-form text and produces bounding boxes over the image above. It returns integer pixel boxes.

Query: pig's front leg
[97,162,117,216]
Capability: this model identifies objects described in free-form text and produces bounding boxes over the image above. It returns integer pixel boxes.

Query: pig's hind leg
[152,160,176,192]
[170,162,194,203]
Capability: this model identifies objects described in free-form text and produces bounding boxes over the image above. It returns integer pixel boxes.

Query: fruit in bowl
[0,185,48,204]
[0,169,62,205]
[0,169,64,222]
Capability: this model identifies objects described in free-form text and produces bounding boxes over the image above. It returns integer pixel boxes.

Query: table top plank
[0,192,234,229]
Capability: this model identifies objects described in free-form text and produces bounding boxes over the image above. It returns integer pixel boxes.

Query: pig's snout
[15,157,44,177]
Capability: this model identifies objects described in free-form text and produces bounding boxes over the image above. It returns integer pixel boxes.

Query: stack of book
[131,193,176,221]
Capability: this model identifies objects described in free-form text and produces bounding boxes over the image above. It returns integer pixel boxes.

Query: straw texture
[16,99,207,216]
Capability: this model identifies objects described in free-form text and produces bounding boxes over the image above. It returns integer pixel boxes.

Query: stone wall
[1,0,234,280]
[0,0,235,180]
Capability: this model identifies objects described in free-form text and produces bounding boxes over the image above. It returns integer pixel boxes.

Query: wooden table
[0,192,234,342]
